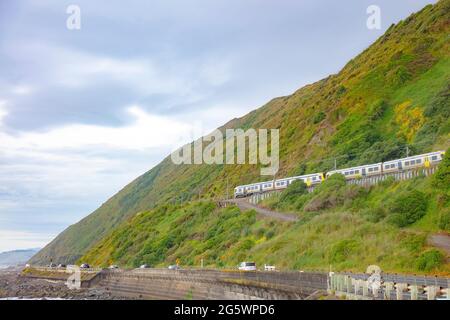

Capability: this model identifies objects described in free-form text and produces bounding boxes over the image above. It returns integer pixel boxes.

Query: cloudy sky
[0,0,435,252]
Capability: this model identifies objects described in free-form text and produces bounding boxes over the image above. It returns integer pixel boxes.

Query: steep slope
[30,0,450,265]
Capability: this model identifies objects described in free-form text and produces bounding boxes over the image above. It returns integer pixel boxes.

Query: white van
[264,264,276,271]
[238,262,256,271]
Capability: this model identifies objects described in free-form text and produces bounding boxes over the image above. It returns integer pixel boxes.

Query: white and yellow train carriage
[287,173,325,187]
[234,173,324,198]
[382,151,444,173]
[326,163,382,180]
[234,151,445,198]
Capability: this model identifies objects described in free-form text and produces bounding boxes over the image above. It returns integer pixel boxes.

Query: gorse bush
[433,148,449,190]
[438,207,450,231]
[303,174,366,212]
[416,249,443,272]
[279,180,308,203]
[361,207,387,223]
[388,190,428,227]
[313,111,326,124]
[328,239,360,263]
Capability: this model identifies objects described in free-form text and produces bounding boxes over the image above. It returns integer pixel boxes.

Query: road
[428,233,450,260]
[226,198,299,222]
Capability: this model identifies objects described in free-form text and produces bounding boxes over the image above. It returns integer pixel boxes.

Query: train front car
[234,186,246,198]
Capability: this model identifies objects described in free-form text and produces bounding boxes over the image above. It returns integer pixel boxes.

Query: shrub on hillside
[388,190,428,227]
[438,208,450,231]
[313,111,326,124]
[328,239,360,263]
[304,174,365,212]
[432,148,449,190]
[416,249,444,272]
[361,207,387,223]
[279,180,308,204]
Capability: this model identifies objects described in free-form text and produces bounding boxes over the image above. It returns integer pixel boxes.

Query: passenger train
[234,151,445,198]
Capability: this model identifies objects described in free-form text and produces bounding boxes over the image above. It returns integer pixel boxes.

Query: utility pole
[334,158,337,171]
[406,145,410,157]
[226,177,229,200]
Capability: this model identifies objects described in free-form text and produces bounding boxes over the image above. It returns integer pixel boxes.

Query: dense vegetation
[264,149,449,231]
[82,152,449,274]
[31,0,450,266]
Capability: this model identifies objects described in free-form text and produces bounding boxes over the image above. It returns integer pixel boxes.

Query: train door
[398,161,402,170]
[424,156,431,168]
[362,168,366,176]
[306,177,312,187]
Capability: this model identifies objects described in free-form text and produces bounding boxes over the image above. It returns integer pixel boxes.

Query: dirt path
[428,233,450,257]
[227,198,299,222]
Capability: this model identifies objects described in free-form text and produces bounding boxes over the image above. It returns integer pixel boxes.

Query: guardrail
[30,266,103,273]
[329,272,449,300]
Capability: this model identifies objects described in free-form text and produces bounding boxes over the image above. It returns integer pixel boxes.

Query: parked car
[80,263,90,269]
[108,265,119,269]
[57,264,67,268]
[238,262,256,271]
[139,264,151,269]
[168,265,180,270]
[48,263,57,268]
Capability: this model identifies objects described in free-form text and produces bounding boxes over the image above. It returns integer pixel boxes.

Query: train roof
[235,172,324,189]
[327,162,382,175]
[235,151,445,189]
[383,151,444,164]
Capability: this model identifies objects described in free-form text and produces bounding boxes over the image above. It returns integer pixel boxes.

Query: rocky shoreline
[0,267,128,300]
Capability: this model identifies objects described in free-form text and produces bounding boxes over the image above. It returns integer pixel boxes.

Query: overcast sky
[0,0,436,253]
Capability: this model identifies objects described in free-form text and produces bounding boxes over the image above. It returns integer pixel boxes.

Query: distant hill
[0,249,40,267]
[30,0,450,265]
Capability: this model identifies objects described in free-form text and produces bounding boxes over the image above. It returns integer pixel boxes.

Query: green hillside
[30,0,450,265]
[81,157,450,275]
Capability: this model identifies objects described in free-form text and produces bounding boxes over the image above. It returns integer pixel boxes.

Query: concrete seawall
[89,269,328,300]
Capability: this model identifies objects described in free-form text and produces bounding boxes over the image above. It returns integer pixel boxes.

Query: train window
[384,165,389,169]
[355,170,359,174]
[405,161,409,166]
[416,159,421,163]
[374,167,379,171]
[432,156,437,160]
[368,168,372,172]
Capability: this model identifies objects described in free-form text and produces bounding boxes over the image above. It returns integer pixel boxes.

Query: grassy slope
[30,0,450,265]
[81,157,449,275]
